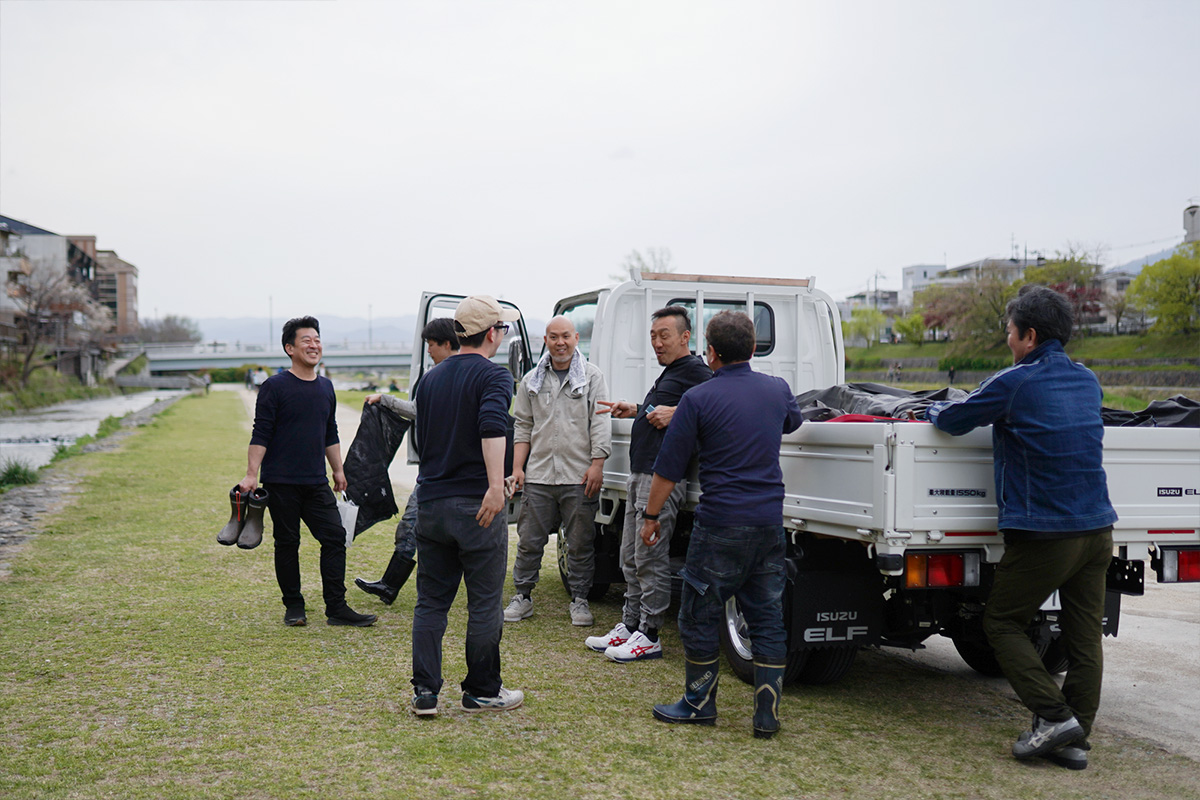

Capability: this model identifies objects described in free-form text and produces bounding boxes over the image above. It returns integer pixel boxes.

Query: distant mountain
[197,315,419,348]
[1110,245,1182,275]
[198,313,550,348]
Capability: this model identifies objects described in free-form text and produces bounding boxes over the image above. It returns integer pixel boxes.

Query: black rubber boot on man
[217,485,248,545]
[354,554,415,605]
[237,487,270,549]
[326,604,377,627]
[653,656,719,725]
[753,662,785,739]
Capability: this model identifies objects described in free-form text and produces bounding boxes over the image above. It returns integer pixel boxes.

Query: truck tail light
[1159,548,1200,583]
[905,552,981,588]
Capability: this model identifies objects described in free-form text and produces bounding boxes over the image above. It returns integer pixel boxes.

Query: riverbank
[0,391,1197,799]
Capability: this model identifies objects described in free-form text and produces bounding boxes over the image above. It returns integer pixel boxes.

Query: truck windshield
[669,299,775,355]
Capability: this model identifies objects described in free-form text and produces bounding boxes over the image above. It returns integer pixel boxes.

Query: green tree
[916,273,1017,353]
[892,312,927,346]
[846,307,887,348]
[1127,242,1200,334]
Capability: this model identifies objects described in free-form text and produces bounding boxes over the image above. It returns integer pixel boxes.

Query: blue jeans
[393,489,419,560]
[412,496,508,697]
[678,524,786,664]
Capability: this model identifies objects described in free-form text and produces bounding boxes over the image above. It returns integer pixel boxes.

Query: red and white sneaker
[585,622,631,652]
[605,630,663,662]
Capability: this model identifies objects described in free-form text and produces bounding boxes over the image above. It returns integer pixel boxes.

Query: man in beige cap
[409,295,525,715]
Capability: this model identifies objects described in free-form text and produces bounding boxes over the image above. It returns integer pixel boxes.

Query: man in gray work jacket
[504,315,611,627]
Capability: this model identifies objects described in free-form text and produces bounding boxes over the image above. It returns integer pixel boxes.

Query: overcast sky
[2,0,1196,332]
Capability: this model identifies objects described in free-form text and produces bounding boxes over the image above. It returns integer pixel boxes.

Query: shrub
[0,458,39,491]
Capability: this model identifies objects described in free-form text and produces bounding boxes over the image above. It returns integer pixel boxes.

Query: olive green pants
[983,530,1113,736]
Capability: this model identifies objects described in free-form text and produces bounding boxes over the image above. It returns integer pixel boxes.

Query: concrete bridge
[126,343,413,375]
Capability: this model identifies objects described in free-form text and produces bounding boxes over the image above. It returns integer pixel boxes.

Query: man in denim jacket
[927,285,1117,770]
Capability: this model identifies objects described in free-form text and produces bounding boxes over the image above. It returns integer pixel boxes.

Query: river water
[0,391,188,470]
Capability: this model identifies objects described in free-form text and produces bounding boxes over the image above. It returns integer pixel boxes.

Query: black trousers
[264,482,347,614]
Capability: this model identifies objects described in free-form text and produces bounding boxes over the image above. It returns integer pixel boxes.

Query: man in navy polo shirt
[640,310,802,739]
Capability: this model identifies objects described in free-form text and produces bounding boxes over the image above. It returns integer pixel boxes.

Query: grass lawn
[0,392,1197,799]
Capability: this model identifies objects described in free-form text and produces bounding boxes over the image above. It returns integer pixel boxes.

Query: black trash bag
[795,383,970,420]
[1101,395,1200,428]
[344,401,411,536]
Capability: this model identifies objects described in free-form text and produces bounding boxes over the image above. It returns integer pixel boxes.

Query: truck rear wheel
[556,532,609,601]
[951,632,1057,677]
[719,597,807,684]
[795,646,859,685]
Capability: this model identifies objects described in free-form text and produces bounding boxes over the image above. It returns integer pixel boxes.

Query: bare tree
[611,247,675,282]
[1104,290,1130,334]
[139,315,203,343]
[6,259,112,388]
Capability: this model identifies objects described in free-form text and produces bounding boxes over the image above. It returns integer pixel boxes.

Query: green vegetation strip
[0,392,1196,800]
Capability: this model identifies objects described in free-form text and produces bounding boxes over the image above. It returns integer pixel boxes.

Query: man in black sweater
[592,306,711,661]
[238,316,375,628]
[409,296,524,716]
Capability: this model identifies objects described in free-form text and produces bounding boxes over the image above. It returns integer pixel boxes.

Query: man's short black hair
[282,316,320,351]
[651,305,691,334]
[454,319,489,348]
[706,310,755,363]
[1006,285,1073,346]
[422,317,460,350]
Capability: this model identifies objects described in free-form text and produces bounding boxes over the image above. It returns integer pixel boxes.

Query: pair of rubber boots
[217,485,269,549]
[653,656,784,739]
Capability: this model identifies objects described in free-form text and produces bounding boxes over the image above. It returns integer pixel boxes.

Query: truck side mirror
[508,338,530,381]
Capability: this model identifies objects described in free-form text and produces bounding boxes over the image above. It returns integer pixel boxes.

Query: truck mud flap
[1106,556,1144,596]
[788,571,884,650]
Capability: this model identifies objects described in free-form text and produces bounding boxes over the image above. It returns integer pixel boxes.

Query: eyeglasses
[493,323,510,334]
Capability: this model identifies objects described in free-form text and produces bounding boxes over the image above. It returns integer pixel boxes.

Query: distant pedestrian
[887,363,896,382]
[253,368,268,391]
[948,365,956,384]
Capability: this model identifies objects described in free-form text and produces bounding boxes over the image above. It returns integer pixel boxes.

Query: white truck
[411,273,1200,686]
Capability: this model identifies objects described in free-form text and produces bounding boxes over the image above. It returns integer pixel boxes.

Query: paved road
[883,580,1200,761]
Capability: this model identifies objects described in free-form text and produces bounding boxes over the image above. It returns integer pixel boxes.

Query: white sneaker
[461,686,525,712]
[569,597,594,627]
[605,630,663,663]
[503,594,533,622]
[585,622,632,652]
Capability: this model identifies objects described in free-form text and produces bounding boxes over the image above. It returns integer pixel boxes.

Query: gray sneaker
[461,686,525,712]
[503,594,533,622]
[569,597,594,627]
[1012,714,1084,759]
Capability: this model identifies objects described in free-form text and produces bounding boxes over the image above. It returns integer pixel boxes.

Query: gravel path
[0,394,189,578]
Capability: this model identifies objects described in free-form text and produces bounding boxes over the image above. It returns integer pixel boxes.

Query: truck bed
[781,421,1200,565]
